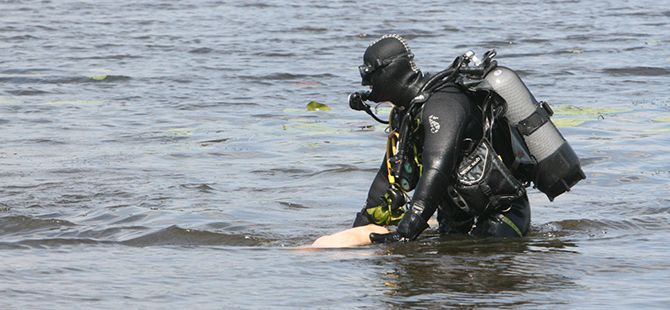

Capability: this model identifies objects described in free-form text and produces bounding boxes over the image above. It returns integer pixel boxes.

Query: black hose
[364,106,389,124]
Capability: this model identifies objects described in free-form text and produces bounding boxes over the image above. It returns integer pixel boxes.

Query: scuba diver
[312,34,585,247]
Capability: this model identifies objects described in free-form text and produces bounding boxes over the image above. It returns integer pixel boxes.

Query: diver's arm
[352,156,390,227]
[365,157,391,209]
[395,90,471,240]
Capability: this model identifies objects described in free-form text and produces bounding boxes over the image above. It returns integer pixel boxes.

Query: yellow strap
[385,130,399,185]
[500,214,523,237]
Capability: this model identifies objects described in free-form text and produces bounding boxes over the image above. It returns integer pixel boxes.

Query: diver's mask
[358,52,414,86]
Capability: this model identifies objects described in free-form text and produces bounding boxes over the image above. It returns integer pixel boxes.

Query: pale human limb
[311,224,389,248]
[310,216,438,248]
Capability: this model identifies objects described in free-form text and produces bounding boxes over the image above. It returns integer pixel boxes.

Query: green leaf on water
[651,116,670,123]
[89,75,108,81]
[646,127,670,133]
[166,128,193,136]
[552,105,628,116]
[306,100,331,111]
[0,96,18,105]
[548,105,631,128]
[47,100,103,105]
[553,119,585,127]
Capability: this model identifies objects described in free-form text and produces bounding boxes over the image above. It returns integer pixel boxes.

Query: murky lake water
[1,0,669,308]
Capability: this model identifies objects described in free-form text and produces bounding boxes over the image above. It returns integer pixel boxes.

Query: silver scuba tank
[483,66,585,201]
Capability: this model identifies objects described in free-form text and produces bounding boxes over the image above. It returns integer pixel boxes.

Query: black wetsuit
[364,86,531,239]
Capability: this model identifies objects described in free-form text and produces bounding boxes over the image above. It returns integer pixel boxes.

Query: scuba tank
[482,66,585,201]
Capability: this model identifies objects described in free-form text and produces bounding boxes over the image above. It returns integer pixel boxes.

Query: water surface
[1,0,669,308]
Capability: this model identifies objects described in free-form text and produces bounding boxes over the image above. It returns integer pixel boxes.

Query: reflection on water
[377,236,580,308]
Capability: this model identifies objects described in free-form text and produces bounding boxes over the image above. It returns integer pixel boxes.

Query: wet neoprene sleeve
[352,155,392,227]
[397,87,473,239]
[364,158,391,209]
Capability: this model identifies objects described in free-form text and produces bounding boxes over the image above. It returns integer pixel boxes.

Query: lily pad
[553,119,586,128]
[548,105,631,128]
[306,100,331,111]
[282,118,330,132]
[552,105,629,116]
[651,116,670,123]
[0,96,18,105]
[47,100,103,105]
[646,127,670,133]
[166,128,193,136]
[89,75,108,81]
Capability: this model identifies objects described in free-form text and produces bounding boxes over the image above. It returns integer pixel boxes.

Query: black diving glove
[369,231,405,244]
[369,211,430,244]
[396,211,430,241]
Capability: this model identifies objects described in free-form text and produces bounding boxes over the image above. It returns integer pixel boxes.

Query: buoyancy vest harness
[382,49,584,205]
[352,49,585,223]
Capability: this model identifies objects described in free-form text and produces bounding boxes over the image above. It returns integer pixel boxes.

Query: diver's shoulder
[425,86,471,107]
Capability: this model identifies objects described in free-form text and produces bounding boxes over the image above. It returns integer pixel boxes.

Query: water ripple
[0,74,131,84]
[0,215,75,235]
[1,0,670,307]
[602,67,670,77]
[121,225,266,247]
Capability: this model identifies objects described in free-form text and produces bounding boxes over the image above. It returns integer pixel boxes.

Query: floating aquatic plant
[552,105,629,116]
[306,100,331,111]
[0,96,18,105]
[166,128,193,136]
[651,116,670,123]
[552,119,586,128]
[89,75,108,81]
[47,100,102,105]
[550,105,630,127]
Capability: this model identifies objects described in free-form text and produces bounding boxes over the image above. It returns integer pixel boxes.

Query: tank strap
[517,101,554,136]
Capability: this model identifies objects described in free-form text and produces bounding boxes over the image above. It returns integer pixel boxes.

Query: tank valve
[463,50,481,66]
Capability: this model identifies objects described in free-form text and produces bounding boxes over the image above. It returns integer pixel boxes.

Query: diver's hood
[361,35,425,108]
